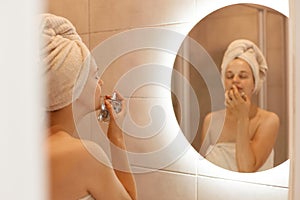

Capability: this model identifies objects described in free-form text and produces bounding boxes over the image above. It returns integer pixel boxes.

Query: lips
[230,85,242,90]
[230,85,245,94]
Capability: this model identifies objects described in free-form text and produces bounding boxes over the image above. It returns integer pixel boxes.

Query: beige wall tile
[267,85,288,165]
[79,33,90,49]
[160,22,198,36]
[90,44,178,97]
[197,158,289,187]
[204,4,258,19]
[90,30,122,50]
[162,146,199,174]
[266,11,287,87]
[89,23,195,50]
[197,175,288,200]
[134,169,197,200]
[47,0,89,34]
[90,0,195,32]
[130,84,171,98]
[189,12,259,68]
[122,98,180,154]
[265,11,288,166]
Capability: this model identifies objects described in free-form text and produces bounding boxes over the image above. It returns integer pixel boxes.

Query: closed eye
[225,72,234,79]
[239,72,250,79]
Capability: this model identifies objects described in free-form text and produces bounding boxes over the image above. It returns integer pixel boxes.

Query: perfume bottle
[97,92,122,122]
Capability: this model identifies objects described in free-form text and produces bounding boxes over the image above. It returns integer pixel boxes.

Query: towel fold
[206,143,274,172]
[220,39,268,94]
[79,194,95,200]
[40,13,90,111]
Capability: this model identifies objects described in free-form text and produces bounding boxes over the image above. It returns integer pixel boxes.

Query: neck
[47,105,76,137]
[248,104,258,119]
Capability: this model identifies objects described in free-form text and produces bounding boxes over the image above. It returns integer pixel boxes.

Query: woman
[200,39,279,172]
[41,14,137,199]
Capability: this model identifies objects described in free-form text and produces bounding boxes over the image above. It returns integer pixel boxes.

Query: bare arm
[235,112,279,172]
[105,94,137,200]
[83,141,134,200]
[227,86,279,172]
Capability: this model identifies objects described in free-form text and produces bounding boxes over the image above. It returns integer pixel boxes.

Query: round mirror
[172,3,289,172]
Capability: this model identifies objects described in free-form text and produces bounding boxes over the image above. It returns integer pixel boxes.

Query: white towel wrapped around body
[206,143,274,172]
[220,39,268,94]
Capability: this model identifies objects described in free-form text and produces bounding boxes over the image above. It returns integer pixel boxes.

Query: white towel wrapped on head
[40,13,90,111]
[220,39,268,94]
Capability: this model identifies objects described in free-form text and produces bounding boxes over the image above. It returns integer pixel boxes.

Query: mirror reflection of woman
[200,39,279,172]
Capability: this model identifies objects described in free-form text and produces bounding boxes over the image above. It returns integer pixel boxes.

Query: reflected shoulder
[258,108,280,124]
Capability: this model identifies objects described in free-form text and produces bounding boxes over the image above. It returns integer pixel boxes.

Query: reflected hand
[225,85,250,119]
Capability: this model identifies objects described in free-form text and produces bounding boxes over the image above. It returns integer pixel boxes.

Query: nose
[232,74,240,83]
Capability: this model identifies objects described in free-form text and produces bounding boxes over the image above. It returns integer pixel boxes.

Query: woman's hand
[225,85,251,119]
[105,91,127,147]
[104,91,126,122]
[103,92,137,200]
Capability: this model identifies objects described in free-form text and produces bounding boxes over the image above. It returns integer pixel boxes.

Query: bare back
[47,132,132,200]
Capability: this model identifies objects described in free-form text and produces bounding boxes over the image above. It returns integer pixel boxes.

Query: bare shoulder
[48,132,111,178]
[257,108,280,126]
[254,108,280,141]
[48,132,113,194]
[203,112,212,122]
[203,110,224,121]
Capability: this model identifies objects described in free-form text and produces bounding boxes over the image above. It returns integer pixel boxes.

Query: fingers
[105,91,124,101]
[225,89,235,104]
[230,85,247,102]
[225,90,230,101]
[240,91,247,101]
[225,86,246,108]
[226,86,237,102]
[104,99,113,112]
[225,90,233,107]
[104,91,126,121]
[225,98,232,107]
[231,85,242,100]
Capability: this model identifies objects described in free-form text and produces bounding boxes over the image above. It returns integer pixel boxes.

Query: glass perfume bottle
[97,92,122,122]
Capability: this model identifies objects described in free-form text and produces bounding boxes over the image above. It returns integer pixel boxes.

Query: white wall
[289,0,300,199]
[0,1,46,199]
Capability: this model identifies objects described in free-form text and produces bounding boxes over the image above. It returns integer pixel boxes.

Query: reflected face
[224,58,255,98]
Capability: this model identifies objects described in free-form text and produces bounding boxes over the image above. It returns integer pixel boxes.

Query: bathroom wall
[45,1,290,199]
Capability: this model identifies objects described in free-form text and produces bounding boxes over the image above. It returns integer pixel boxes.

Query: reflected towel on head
[220,39,268,94]
[40,13,90,111]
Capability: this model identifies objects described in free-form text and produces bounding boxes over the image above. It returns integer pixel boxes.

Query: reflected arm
[236,112,279,172]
